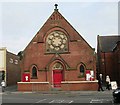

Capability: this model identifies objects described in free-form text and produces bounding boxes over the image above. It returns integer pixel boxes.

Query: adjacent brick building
[97,35,120,86]
[113,41,120,86]
[0,48,21,86]
[18,5,98,91]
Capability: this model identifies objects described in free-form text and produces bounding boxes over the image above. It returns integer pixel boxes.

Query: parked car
[113,87,120,103]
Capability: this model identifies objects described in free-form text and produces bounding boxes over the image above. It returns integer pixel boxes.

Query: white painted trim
[17,82,49,84]
[18,80,98,84]
[61,80,98,84]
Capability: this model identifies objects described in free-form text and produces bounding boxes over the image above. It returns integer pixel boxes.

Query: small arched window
[80,65,85,76]
[32,66,37,77]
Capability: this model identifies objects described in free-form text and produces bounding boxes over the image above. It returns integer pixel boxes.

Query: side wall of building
[6,52,21,86]
[100,52,114,82]
[113,42,120,86]
[98,41,120,86]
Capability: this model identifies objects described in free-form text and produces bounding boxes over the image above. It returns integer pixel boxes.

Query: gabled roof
[24,4,94,52]
[98,35,120,52]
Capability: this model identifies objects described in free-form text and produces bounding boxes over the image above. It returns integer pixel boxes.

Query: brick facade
[113,41,120,86]
[0,48,21,86]
[18,6,97,91]
[99,52,114,81]
[97,36,120,86]
[6,51,21,86]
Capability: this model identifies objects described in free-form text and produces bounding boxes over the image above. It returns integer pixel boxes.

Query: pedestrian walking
[1,80,6,92]
[106,75,111,90]
[97,74,104,91]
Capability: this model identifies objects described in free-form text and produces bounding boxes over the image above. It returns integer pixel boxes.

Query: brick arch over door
[49,60,66,87]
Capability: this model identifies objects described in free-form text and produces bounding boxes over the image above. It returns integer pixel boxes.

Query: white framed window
[9,58,13,63]
[15,60,18,64]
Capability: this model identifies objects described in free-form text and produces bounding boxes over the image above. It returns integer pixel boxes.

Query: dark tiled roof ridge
[98,35,120,52]
[99,35,120,37]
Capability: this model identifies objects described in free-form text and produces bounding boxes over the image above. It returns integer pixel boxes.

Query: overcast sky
[0,0,119,54]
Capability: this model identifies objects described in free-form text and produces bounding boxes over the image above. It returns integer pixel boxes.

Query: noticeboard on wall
[22,73,30,82]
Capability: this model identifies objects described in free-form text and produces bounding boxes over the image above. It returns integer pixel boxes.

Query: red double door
[53,70,63,88]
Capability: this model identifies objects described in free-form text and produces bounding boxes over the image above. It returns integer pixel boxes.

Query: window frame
[79,65,85,77]
[31,66,37,79]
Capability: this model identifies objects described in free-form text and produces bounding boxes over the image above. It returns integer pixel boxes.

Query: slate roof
[98,35,120,52]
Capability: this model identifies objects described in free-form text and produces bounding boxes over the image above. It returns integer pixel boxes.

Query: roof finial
[54,4,58,11]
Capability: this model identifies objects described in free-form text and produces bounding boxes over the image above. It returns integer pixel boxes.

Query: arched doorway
[52,62,64,88]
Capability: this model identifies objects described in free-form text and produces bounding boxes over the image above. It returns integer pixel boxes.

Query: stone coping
[18,80,98,84]
[61,80,98,84]
[17,82,49,84]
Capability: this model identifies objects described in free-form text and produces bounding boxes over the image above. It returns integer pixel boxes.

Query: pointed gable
[24,4,93,52]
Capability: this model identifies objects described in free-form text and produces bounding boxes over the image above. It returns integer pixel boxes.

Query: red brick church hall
[18,4,98,91]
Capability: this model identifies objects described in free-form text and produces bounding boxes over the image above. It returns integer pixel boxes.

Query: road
[1,90,114,104]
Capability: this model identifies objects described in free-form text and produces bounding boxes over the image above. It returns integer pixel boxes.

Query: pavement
[0,85,116,104]
[4,85,17,92]
[0,85,114,95]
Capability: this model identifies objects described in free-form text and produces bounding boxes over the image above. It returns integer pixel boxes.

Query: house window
[32,66,37,78]
[80,65,85,76]
[15,60,18,64]
[9,58,13,63]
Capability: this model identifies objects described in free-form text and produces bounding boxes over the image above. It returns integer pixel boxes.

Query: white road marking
[49,99,73,103]
[59,100,64,103]
[51,100,62,103]
[90,99,113,103]
[49,100,55,103]
[35,99,47,103]
[90,99,102,103]
[68,100,73,103]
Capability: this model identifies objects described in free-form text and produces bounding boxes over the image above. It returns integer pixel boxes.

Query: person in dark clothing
[97,74,104,91]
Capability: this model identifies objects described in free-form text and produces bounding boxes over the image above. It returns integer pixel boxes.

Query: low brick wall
[61,81,98,91]
[17,81,98,91]
[17,82,50,91]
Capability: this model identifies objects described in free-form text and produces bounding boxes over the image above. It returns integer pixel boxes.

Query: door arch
[52,62,64,88]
